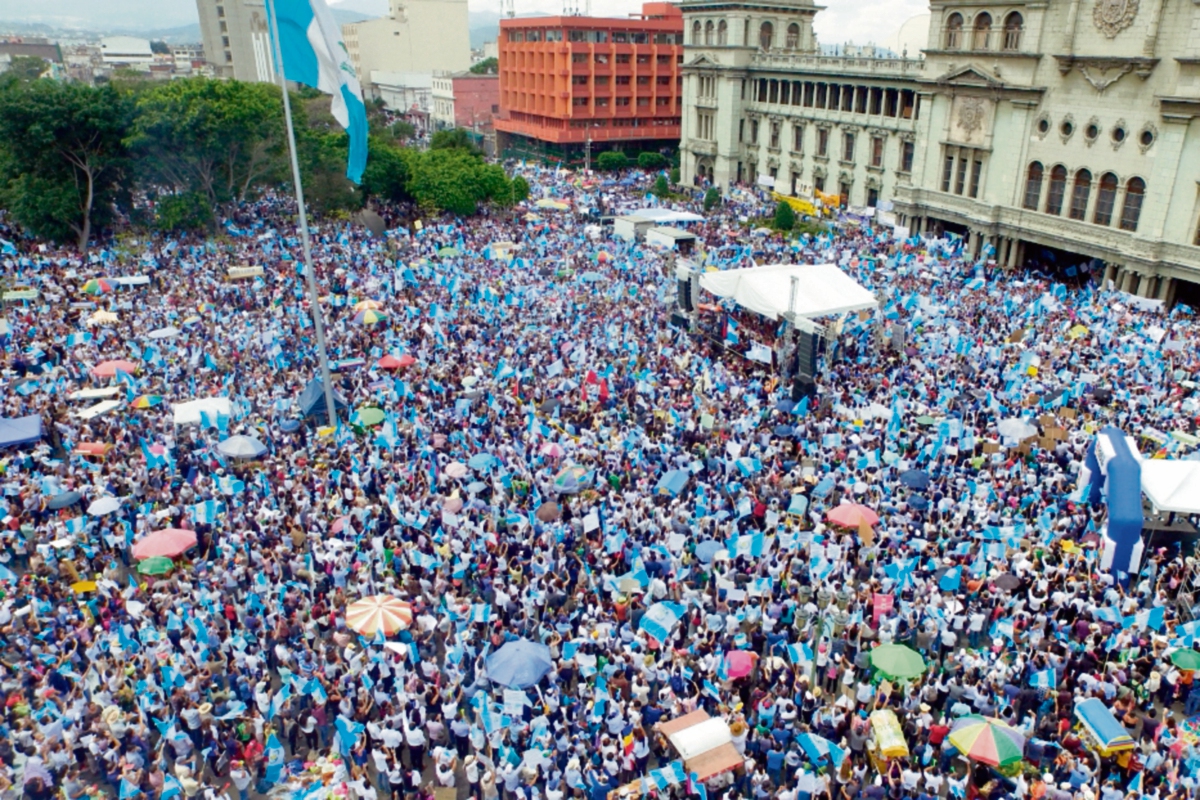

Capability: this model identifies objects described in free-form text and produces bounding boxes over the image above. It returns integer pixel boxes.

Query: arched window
[717,20,728,45]
[759,21,774,50]
[704,21,714,45]
[945,13,963,49]
[1022,162,1043,210]
[786,23,800,49]
[692,21,702,45]
[1045,165,1067,215]
[1120,177,1145,231]
[973,12,993,50]
[1093,172,1118,226]
[1069,169,1092,220]
[1003,12,1023,50]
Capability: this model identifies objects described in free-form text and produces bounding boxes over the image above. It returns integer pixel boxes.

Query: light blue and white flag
[639,601,685,643]
[267,0,369,183]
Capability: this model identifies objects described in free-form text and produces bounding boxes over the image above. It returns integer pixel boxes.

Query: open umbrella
[136,556,175,576]
[948,716,1026,767]
[81,278,114,295]
[442,496,464,514]
[580,271,605,283]
[869,643,927,680]
[694,540,724,563]
[553,465,591,494]
[377,355,406,370]
[91,360,138,378]
[914,415,936,426]
[535,502,561,522]
[147,326,181,340]
[724,651,757,679]
[87,496,122,516]
[216,435,268,459]
[445,462,468,479]
[826,504,880,528]
[47,491,83,510]
[992,573,1021,591]
[352,407,385,427]
[534,199,568,210]
[345,595,413,637]
[539,442,566,458]
[70,580,98,594]
[1170,649,1200,671]
[485,639,554,688]
[75,442,112,457]
[352,309,388,326]
[354,299,384,312]
[468,453,497,471]
[899,469,930,490]
[132,528,197,560]
[130,395,163,409]
[436,246,461,257]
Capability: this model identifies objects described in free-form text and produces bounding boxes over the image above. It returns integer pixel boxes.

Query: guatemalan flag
[267,0,369,183]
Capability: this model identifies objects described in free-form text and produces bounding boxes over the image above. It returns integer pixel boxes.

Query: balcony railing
[749,52,926,75]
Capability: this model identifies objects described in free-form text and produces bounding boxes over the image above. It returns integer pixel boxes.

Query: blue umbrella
[775,399,797,413]
[580,271,605,283]
[485,639,554,688]
[694,540,724,563]
[466,481,488,495]
[773,424,795,437]
[908,494,930,510]
[468,453,497,471]
[279,419,301,432]
[795,733,846,768]
[899,469,930,490]
[656,469,690,497]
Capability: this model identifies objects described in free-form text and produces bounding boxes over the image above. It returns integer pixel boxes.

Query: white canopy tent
[172,397,233,427]
[626,208,705,224]
[699,262,878,321]
[1141,459,1200,514]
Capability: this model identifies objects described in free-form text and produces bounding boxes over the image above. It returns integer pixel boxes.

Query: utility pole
[584,134,591,174]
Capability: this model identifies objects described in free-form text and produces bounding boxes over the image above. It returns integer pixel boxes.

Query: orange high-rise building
[496,3,684,158]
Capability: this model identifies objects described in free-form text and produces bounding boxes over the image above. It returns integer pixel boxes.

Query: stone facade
[677,0,1200,297]
[342,0,471,94]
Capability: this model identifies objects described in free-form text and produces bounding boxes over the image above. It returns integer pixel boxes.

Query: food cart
[867,709,909,773]
[1074,698,1135,763]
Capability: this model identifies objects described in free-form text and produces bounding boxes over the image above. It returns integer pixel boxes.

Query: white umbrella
[216,435,268,459]
[997,418,1037,440]
[147,326,181,340]
[87,496,122,516]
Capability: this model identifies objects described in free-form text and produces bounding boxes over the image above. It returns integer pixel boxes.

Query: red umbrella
[92,360,138,378]
[396,354,416,368]
[377,355,404,370]
[132,528,197,560]
[825,503,880,528]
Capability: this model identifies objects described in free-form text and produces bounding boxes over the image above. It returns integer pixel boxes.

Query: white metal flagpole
[265,0,339,429]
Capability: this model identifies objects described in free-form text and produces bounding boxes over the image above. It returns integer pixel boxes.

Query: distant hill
[469,9,550,49]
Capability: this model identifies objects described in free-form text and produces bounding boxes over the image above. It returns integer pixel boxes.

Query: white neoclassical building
[678,0,1200,303]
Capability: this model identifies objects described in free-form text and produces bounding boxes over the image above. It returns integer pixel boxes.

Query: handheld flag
[267,0,369,183]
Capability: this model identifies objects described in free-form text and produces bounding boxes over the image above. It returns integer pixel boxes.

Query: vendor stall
[867,709,909,772]
[658,709,744,780]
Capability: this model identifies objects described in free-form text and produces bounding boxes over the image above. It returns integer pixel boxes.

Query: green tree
[154,191,213,232]
[0,81,131,249]
[511,175,530,203]
[595,151,628,171]
[637,151,667,170]
[390,120,417,142]
[297,130,362,215]
[476,162,514,207]
[650,174,670,198]
[127,77,285,211]
[407,148,484,215]
[469,57,499,75]
[360,138,410,203]
[669,166,680,183]
[4,55,51,83]
[773,199,796,230]
[430,127,481,155]
[703,187,721,212]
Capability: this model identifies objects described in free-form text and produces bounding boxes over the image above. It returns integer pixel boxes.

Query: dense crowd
[0,167,1197,800]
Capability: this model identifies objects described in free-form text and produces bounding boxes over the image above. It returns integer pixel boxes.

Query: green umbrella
[1170,649,1200,671]
[869,643,927,680]
[437,247,460,257]
[353,407,385,427]
[915,415,937,426]
[137,555,174,576]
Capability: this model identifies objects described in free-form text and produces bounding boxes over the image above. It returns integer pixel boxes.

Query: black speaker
[669,312,690,330]
[791,375,817,401]
[795,331,819,378]
[677,279,693,312]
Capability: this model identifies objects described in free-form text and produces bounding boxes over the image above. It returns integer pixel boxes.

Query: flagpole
[265,0,339,430]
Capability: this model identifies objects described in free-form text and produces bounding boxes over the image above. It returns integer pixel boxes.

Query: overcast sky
[0,0,927,49]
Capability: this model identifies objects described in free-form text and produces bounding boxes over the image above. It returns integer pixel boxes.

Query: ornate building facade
[678,0,1200,302]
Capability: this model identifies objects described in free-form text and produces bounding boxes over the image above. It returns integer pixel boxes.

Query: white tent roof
[1141,459,1200,514]
[699,262,878,320]
[667,717,733,760]
[172,397,232,427]
[627,208,705,224]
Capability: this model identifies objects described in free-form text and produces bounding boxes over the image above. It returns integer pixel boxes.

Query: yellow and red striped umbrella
[344,595,413,637]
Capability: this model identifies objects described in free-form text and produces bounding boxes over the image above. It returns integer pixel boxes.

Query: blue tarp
[1100,426,1144,576]
[0,414,43,447]
[298,379,348,419]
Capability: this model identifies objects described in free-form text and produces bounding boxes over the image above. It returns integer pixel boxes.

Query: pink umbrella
[443,496,464,514]
[91,360,138,378]
[331,516,352,534]
[132,528,197,560]
[445,462,468,479]
[724,650,758,679]
[825,503,880,529]
[540,442,565,458]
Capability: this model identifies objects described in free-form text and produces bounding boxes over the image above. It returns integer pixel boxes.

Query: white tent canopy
[172,397,232,427]
[699,262,878,321]
[626,208,705,224]
[1141,459,1200,514]
[667,717,733,760]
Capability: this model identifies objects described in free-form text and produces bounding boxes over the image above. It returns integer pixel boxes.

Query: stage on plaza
[698,262,877,321]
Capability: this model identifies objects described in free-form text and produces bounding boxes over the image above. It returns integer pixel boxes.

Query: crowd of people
[0,165,1198,800]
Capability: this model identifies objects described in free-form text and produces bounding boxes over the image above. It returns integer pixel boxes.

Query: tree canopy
[469,57,498,75]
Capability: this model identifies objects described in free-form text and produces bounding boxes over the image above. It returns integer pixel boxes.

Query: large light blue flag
[267,0,368,183]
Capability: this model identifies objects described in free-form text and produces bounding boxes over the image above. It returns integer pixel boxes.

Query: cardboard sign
[982,442,1001,454]
[872,593,894,625]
